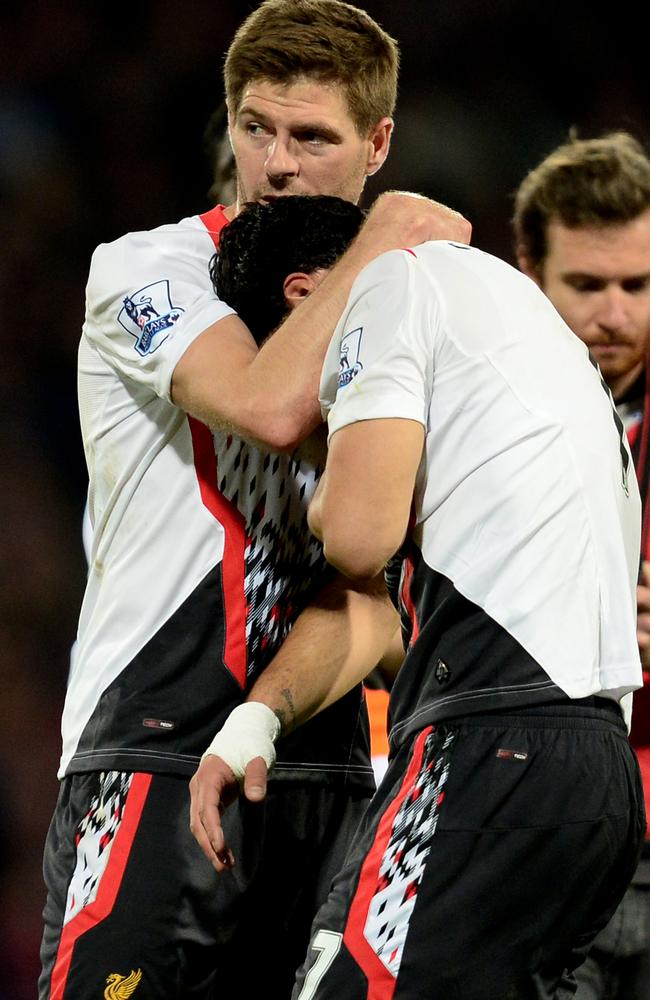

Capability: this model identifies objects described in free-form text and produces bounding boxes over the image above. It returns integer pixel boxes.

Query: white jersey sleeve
[84,217,235,402]
[321,250,434,435]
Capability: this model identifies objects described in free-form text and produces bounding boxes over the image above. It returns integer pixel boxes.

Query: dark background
[2,2,649,994]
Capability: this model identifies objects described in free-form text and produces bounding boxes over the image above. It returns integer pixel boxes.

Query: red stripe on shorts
[400,552,420,646]
[48,773,152,1000]
[342,727,432,1000]
[189,417,248,688]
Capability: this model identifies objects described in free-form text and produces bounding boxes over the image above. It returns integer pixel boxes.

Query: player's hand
[189,754,269,871]
[361,191,472,253]
[637,560,650,672]
[189,701,280,869]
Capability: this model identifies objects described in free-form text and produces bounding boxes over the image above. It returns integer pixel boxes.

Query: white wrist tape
[201,702,281,782]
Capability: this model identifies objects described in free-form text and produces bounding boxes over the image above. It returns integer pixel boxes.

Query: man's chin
[594,358,628,384]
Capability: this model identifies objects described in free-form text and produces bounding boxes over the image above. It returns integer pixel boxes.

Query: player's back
[412,242,638,597]
[360,243,641,746]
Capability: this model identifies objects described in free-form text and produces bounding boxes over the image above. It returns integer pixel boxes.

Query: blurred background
[2,1,649,994]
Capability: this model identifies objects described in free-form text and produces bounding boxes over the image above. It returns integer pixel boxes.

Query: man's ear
[517,247,543,288]
[366,117,393,177]
[283,272,320,311]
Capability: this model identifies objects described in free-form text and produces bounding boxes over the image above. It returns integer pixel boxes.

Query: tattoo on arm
[274,688,297,733]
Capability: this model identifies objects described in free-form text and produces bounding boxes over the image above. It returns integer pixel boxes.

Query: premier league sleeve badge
[338,327,364,389]
[118,280,185,356]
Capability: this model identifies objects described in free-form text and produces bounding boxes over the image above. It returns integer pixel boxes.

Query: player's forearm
[171,243,374,452]
[174,193,471,452]
[238,197,446,450]
[198,573,400,798]
[246,572,400,735]
[242,252,370,449]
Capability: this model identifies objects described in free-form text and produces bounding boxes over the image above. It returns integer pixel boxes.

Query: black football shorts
[293,703,645,1000]
[39,770,371,999]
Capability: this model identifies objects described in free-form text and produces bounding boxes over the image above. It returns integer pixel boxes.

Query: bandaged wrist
[201,702,281,781]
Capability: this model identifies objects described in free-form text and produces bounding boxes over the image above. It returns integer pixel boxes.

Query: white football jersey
[321,242,642,743]
[60,206,373,787]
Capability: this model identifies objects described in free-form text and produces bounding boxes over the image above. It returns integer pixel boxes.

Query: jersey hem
[63,751,377,787]
[389,683,622,747]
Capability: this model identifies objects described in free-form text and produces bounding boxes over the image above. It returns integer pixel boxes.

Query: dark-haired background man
[514,130,650,1000]
[39,0,470,997]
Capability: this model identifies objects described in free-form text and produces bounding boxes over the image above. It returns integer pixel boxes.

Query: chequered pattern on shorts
[365,727,457,976]
[214,434,326,680]
[63,771,133,926]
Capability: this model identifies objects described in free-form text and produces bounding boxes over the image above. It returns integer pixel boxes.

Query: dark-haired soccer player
[194,194,645,999]
[210,195,365,346]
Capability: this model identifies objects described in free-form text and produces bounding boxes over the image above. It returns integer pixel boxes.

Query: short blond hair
[224,0,399,135]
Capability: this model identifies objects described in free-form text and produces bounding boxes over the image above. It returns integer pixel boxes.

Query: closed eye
[563,274,606,293]
[621,275,650,294]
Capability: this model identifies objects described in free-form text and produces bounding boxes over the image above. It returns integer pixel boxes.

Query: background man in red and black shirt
[514,130,650,999]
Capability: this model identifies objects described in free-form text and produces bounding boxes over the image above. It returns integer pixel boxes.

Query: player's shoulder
[348,244,464,314]
[414,240,498,270]
[429,240,530,277]
[86,214,221,306]
[417,241,538,297]
[362,241,491,282]
[354,242,485,295]
[91,214,210,267]
[353,246,418,294]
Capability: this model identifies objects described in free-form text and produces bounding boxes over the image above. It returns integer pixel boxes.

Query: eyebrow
[561,270,650,283]
[237,104,343,143]
[561,271,604,281]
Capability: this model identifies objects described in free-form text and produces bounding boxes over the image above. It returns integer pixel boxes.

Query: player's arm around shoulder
[174,193,470,452]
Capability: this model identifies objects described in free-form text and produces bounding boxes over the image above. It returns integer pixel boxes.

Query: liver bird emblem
[104,968,143,999]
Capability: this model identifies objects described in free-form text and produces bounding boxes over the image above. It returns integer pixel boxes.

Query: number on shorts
[296,929,343,1000]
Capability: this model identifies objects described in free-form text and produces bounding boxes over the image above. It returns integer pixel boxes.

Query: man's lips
[591,342,628,355]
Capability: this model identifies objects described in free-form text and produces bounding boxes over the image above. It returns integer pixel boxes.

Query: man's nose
[264,137,299,182]
[597,286,629,332]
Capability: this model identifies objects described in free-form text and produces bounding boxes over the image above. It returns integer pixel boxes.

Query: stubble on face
[236,153,370,206]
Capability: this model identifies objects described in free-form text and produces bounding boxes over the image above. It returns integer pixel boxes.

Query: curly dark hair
[211,195,365,345]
